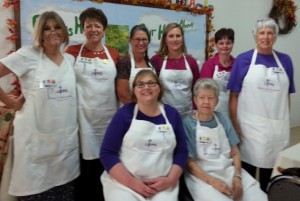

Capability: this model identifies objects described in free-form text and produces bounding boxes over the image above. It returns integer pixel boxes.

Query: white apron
[185,114,256,200]
[128,53,155,92]
[101,104,179,201]
[74,44,117,160]
[213,65,230,114]
[159,55,193,117]
[238,49,290,168]
[9,50,79,196]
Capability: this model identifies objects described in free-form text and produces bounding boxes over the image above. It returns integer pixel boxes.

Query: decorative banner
[20,0,207,62]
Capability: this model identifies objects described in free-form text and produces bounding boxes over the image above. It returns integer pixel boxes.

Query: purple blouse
[100,103,188,172]
[227,49,295,93]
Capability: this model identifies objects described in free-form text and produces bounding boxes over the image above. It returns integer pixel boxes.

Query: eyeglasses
[135,81,158,88]
[132,38,149,43]
[43,27,62,34]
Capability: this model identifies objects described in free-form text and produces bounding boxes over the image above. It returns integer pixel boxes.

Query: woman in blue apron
[200,28,235,115]
[183,78,267,201]
[228,18,295,192]
[100,70,188,201]
[151,23,199,118]
[65,7,119,201]
[116,24,155,105]
[0,11,79,200]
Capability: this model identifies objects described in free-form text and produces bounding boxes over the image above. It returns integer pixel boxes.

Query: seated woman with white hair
[182,78,267,201]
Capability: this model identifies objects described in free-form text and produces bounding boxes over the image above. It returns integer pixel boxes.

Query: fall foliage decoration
[269,0,297,34]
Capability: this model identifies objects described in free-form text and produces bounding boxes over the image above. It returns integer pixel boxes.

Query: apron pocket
[30,128,70,162]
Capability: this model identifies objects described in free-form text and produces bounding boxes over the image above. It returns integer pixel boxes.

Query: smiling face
[133,74,161,104]
[42,19,65,48]
[165,27,183,53]
[83,17,105,44]
[130,30,150,56]
[216,37,233,55]
[194,88,218,117]
[255,27,276,54]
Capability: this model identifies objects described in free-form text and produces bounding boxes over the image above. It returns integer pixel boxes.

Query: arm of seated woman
[187,157,233,196]
[230,145,243,199]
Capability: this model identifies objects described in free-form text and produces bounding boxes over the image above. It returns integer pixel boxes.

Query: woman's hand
[6,94,25,110]
[129,178,158,198]
[232,176,243,200]
[108,163,159,198]
[209,177,233,197]
[144,176,176,192]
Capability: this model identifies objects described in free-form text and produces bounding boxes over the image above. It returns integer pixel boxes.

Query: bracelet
[234,175,242,180]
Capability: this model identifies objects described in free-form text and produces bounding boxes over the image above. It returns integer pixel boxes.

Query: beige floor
[289,126,300,146]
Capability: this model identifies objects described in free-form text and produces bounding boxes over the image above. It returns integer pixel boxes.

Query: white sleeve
[0,46,39,77]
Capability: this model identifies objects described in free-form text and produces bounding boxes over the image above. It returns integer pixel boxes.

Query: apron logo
[92,69,103,76]
[82,68,108,81]
[47,85,73,101]
[145,139,157,148]
[56,86,68,94]
[264,79,275,87]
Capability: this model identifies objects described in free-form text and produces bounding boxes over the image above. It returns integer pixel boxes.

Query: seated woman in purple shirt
[227,18,295,192]
[100,70,188,201]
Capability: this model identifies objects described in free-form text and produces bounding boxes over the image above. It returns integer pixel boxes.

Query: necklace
[92,50,105,55]
[83,47,105,55]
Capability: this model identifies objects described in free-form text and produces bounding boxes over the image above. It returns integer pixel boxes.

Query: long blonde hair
[156,22,187,57]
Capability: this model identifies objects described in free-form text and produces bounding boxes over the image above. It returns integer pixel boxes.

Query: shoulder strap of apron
[133,103,171,124]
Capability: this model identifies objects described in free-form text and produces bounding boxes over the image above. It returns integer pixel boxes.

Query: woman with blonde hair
[151,23,199,118]
[0,11,79,200]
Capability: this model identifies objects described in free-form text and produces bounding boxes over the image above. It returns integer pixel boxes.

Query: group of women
[0,6,295,201]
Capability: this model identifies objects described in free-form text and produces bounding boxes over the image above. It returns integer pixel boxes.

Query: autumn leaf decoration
[269,0,297,34]
[6,18,18,41]
[3,0,19,10]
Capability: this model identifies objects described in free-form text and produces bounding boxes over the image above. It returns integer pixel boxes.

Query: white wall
[0,0,299,127]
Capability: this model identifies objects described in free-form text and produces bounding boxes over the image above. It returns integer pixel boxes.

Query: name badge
[39,80,56,88]
[273,67,284,73]
[79,57,92,64]
[157,125,171,133]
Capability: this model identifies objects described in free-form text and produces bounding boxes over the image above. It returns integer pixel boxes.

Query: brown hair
[131,70,164,102]
[79,7,107,29]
